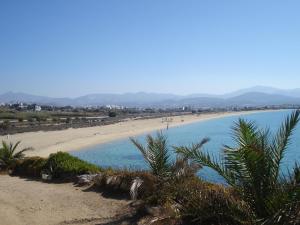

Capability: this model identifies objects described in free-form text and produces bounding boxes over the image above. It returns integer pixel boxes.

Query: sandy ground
[0,111,274,157]
[0,110,273,157]
[0,175,130,225]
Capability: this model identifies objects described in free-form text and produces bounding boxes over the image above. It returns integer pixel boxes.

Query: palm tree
[0,141,33,169]
[176,110,300,224]
[171,139,209,178]
[130,131,204,179]
[130,132,171,177]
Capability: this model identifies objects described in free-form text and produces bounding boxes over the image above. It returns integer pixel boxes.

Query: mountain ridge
[1,86,300,108]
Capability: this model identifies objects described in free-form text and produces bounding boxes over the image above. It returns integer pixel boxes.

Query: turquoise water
[71,110,300,183]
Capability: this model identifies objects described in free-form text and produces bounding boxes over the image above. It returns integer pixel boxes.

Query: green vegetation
[44,152,100,179]
[65,117,72,124]
[9,152,100,179]
[0,111,51,121]
[130,132,202,179]
[108,111,117,117]
[131,132,251,224]
[131,132,171,177]
[0,120,10,130]
[177,110,300,224]
[173,178,253,225]
[13,157,47,177]
[0,141,33,169]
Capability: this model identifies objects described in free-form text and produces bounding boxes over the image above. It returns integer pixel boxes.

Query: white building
[105,105,124,110]
[35,105,42,112]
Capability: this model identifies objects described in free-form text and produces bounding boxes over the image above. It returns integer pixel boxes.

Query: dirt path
[0,175,131,225]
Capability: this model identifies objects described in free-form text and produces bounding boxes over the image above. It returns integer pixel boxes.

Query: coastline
[0,110,279,157]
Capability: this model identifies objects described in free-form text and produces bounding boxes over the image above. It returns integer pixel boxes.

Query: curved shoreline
[0,110,281,157]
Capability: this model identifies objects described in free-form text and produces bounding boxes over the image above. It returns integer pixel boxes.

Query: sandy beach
[0,110,272,157]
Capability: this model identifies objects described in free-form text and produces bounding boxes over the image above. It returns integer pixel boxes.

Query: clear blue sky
[1,0,300,97]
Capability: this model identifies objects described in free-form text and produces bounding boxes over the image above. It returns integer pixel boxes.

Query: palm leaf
[178,111,300,222]
[269,110,300,183]
[13,147,34,159]
[0,141,34,169]
[130,131,171,177]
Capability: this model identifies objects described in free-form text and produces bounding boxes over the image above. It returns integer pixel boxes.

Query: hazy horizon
[1,1,300,97]
[2,85,300,99]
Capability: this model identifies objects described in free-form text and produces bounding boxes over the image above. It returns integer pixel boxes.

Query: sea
[71,109,300,184]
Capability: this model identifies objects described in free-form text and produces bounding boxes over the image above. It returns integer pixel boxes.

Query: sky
[1,0,300,97]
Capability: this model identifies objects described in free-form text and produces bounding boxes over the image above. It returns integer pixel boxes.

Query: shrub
[0,120,10,130]
[94,169,158,199]
[28,117,35,122]
[44,152,100,179]
[108,111,117,117]
[13,157,47,177]
[35,116,47,122]
[66,117,71,124]
[173,178,254,225]
[0,141,33,170]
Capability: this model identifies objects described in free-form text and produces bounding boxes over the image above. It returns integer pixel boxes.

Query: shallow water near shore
[71,110,300,183]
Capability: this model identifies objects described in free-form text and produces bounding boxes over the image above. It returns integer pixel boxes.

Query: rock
[105,175,123,189]
[93,173,104,183]
[77,174,98,185]
[130,177,143,200]
[145,206,163,217]
[170,203,181,216]
[119,179,131,192]
[130,200,144,208]
[41,173,52,181]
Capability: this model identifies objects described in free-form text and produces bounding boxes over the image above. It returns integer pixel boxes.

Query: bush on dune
[11,152,101,180]
[13,157,46,177]
[173,177,254,225]
[44,151,100,179]
[137,173,254,225]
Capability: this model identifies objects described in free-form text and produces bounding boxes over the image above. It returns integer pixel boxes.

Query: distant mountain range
[1,86,300,108]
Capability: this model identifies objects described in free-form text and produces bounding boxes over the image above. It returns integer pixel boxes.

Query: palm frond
[178,111,300,222]
[0,141,33,169]
[269,110,300,183]
[171,154,201,178]
[130,131,171,177]
[130,137,148,159]
[12,141,21,153]
[13,147,34,159]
